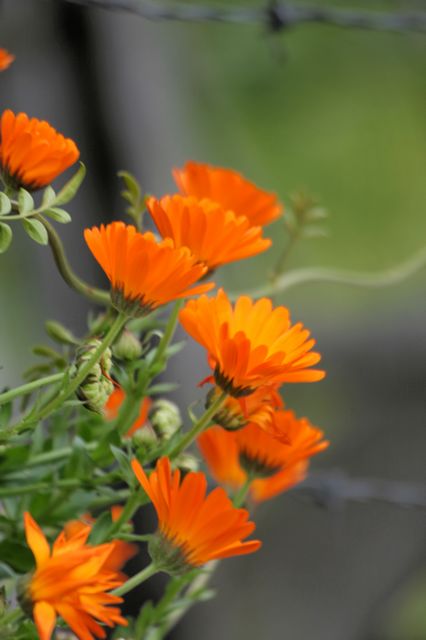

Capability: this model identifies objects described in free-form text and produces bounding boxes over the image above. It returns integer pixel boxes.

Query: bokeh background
[0,1,425,639]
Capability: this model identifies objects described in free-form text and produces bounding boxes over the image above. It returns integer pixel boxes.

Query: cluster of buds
[72,338,114,413]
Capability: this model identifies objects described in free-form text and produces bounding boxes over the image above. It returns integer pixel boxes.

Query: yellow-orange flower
[198,424,309,502]
[179,289,325,397]
[24,512,132,640]
[0,110,79,190]
[173,161,282,227]
[0,48,14,71]
[265,409,329,462]
[105,386,151,437]
[206,385,283,431]
[84,222,214,317]
[131,457,261,572]
[146,194,271,272]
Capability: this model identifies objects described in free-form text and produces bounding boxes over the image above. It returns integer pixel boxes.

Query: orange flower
[173,161,282,227]
[198,424,309,502]
[179,289,325,397]
[131,457,261,573]
[0,110,79,190]
[146,194,271,272]
[84,222,214,317]
[24,512,132,640]
[206,385,283,431]
[265,409,329,462]
[0,48,15,71]
[105,386,152,437]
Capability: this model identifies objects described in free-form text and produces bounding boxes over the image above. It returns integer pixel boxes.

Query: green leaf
[45,320,77,345]
[41,185,56,208]
[22,218,48,245]
[147,382,179,395]
[0,541,33,572]
[0,222,12,253]
[0,192,11,215]
[118,170,141,203]
[0,401,12,429]
[54,162,86,206]
[88,510,113,545]
[18,188,34,215]
[43,207,72,224]
[110,445,136,487]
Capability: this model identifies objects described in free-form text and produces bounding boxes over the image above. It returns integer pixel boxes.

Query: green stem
[154,300,183,364]
[112,562,158,597]
[0,373,64,407]
[35,214,110,306]
[24,442,97,469]
[167,391,228,459]
[8,313,127,438]
[233,475,253,508]
[102,488,148,541]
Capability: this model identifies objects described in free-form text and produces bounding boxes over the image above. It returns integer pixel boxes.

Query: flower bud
[72,339,114,414]
[149,399,182,440]
[175,452,199,474]
[205,387,246,431]
[113,329,142,361]
[131,423,158,452]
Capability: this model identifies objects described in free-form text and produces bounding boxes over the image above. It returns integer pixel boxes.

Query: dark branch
[59,0,426,34]
[293,470,426,510]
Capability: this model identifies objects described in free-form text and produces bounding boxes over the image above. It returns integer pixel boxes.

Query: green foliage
[0,223,12,253]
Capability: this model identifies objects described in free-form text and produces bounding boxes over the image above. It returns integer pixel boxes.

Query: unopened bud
[175,452,199,474]
[132,423,158,452]
[150,399,182,440]
[72,339,114,414]
[205,388,246,431]
[113,329,142,361]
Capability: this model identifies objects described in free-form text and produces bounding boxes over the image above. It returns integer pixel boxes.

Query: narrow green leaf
[118,170,141,202]
[22,218,48,245]
[45,320,77,345]
[41,185,56,208]
[43,207,72,224]
[54,162,86,206]
[110,445,136,487]
[88,510,113,545]
[0,222,12,253]
[18,188,34,215]
[0,192,11,215]
[0,401,12,429]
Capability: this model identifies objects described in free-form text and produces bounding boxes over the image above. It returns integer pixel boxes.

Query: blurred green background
[0,1,425,638]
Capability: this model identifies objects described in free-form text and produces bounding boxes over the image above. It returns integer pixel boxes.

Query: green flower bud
[112,329,142,361]
[175,452,199,474]
[150,399,182,440]
[132,423,158,453]
[73,339,114,414]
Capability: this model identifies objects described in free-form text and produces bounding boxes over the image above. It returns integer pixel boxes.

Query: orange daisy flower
[265,409,329,462]
[0,110,79,190]
[131,457,261,573]
[179,289,325,397]
[84,222,214,317]
[23,512,132,640]
[105,386,152,437]
[146,194,271,272]
[173,161,282,227]
[198,424,310,502]
[205,385,283,431]
[0,48,15,71]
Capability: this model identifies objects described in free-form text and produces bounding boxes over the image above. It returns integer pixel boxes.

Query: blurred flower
[23,512,131,640]
[0,48,15,71]
[173,161,282,227]
[84,222,214,317]
[198,424,309,502]
[146,194,271,273]
[105,386,152,437]
[131,457,261,573]
[0,110,79,190]
[179,289,325,397]
[265,408,329,462]
[206,385,283,431]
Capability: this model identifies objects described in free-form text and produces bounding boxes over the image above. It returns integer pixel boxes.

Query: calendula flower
[105,386,152,437]
[0,110,79,190]
[179,289,325,397]
[265,409,329,462]
[205,385,283,431]
[146,194,271,272]
[198,424,309,502]
[84,222,214,317]
[23,512,132,640]
[173,161,282,227]
[0,48,15,71]
[131,457,261,574]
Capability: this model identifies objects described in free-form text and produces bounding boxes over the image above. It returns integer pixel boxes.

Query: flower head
[0,110,79,190]
[131,457,261,573]
[198,424,309,502]
[173,161,282,227]
[146,194,271,272]
[179,289,325,396]
[0,48,15,71]
[205,385,283,431]
[23,512,133,640]
[84,222,214,317]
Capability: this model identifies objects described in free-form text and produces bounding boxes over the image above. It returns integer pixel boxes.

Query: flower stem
[102,488,148,541]
[154,300,183,364]
[0,372,63,406]
[8,313,128,437]
[233,475,253,507]
[167,391,228,459]
[112,562,158,597]
[35,214,110,306]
